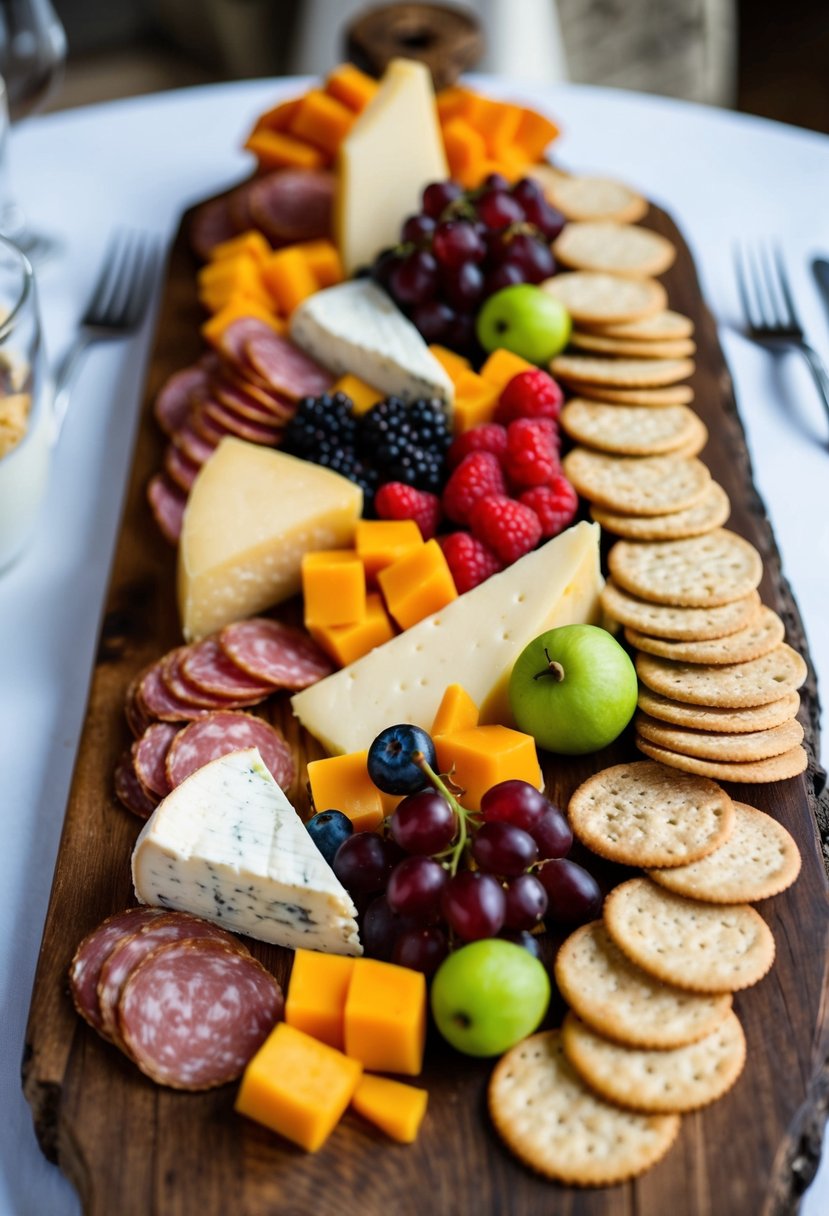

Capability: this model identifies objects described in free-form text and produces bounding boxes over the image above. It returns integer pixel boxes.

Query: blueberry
[305,809,354,866]
[367,723,437,795]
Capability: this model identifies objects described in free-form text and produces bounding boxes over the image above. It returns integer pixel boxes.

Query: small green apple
[476,284,571,365]
[509,624,637,754]
[430,939,550,1057]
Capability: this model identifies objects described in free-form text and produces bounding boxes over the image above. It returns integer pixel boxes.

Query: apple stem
[532,647,565,683]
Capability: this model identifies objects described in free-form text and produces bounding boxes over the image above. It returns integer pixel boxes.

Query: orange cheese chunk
[245,129,328,171]
[302,549,366,629]
[291,89,356,157]
[210,230,272,264]
[428,344,471,385]
[431,683,479,737]
[484,102,523,157]
[355,519,424,579]
[452,369,501,433]
[301,239,344,289]
[344,958,427,1076]
[441,117,488,189]
[285,949,357,1051]
[198,255,273,312]
[435,725,543,809]
[235,1022,362,1152]
[378,539,457,631]
[310,592,395,668]
[351,1074,429,1144]
[331,373,384,415]
[307,750,384,829]
[325,63,379,113]
[515,106,560,161]
[479,348,536,390]
[252,97,303,135]
[201,299,285,345]
[261,246,319,315]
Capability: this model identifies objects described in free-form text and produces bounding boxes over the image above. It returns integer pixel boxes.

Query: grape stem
[415,754,476,878]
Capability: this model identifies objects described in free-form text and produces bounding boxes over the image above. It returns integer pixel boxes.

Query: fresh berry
[447,423,508,469]
[361,895,416,961]
[374,482,442,540]
[422,180,463,219]
[392,926,449,976]
[432,219,486,268]
[503,874,548,930]
[495,369,564,424]
[305,809,353,866]
[387,856,448,922]
[480,780,550,833]
[441,870,506,941]
[390,790,457,855]
[332,833,398,897]
[518,476,579,539]
[472,820,538,877]
[469,494,542,564]
[367,723,437,795]
[439,531,503,593]
[538,858,603,926]
[442,451,507,524]
[503,418,561,488]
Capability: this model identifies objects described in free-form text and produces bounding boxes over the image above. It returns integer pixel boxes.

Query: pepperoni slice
[163,442,200,493]
[114,751,159,819]
[244,331,333,402]
[190,195,238,261]
[118,939,283,1090]
[202,399,282,446]
[138,663,213,724]
[181,636,274,702]
[165,710,294,790]
[212,376,291,424]
[172,421,218,467]
[69,907,167,1033]
[132,722,179,799]
[153,365,205,437]
[220,618,334,690]
[147,474,186,546]
[247,169,335,244]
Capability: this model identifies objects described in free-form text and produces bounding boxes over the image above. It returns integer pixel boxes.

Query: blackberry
[358,396,451,494]
[282,392,358,458]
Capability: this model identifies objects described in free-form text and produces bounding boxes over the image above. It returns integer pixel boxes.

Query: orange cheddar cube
[198,255,271,312]
[452,369,500,433]
[307,751,384,830]
[245,129,328,171]
[301,239,344,289]
[344,958,427,1076]
[479,347,536,390]
[351,1074,428,1144]
[355,519,423,580]
[428,344,471,384]
[441,117,488,188]
[302,549,366,629]
[484,102,523,157]
[436,85,476,123]
[325,63,379,113]
[514,106,560,162]
[252,96,303,135]
[309,592,395,667]
[285,949,356,1050]
[291,89,356,157]
[201,299,285,345]
[235,1022,362,1152]
[209,230,272,265]
[378,539,457,631]
[261,246,319,315]
[332,373,383,415]
[431,683,479,737]
[435,725,543,809]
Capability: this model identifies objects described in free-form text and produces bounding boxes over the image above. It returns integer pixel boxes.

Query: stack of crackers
[488,761,801,1186]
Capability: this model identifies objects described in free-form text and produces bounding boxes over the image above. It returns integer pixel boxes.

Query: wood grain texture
[22,195,829,1216]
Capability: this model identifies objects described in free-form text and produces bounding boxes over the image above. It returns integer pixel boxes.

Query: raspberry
[441,451,507,525]
[439,531,503,593]
[518,476,579,539]
[447,423,508,470]
[375,482,442,540]
[495,369,564,425]
[503,418,561,489]
[468,494,543,565]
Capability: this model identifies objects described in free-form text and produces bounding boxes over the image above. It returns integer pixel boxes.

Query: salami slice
[220,618,334,690]
[161,647,230,710]
[132,722,179,799]
[147,473,186,546]
[172,421,218,467]
[189,404,231,447]
[118,939,282,1090]
[125,668,154,738]
[165,710,295,790]
[153,365,205,436]
[138,663,214,724]
[219,318,281,370]
[114,751,159,819]
[163,441,200,493]
[244,331,333,402]
[212,376,292,424]
[181,636,274,702]
[223,368,294,415]
[190,195,238,261]
[247,169,335,244]
[69,907,167,1033]
[202,398,282,445]
[227,180,256,233]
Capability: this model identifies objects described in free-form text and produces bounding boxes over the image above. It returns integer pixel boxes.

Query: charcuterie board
[22,191,829,1216]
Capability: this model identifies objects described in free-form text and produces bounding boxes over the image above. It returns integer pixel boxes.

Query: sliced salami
[165,710,295,790]
[138,663,214,724]
[125,668,154,738]
[212,376,292,424]
[118,939,283,1090]
[153,365,205,437]
[223,368,294,415]
[220,618,334,690]
[227,180,256,233]
[163,441,200,493]
[132,722,179,799]
[244,331,333,402]
[181,636,274,702]
[147,473,186,546]
[172,421,218,467]
[190,195,238,261]
[114,751,159,820]
[69,907,167,1033]
[161,648,229,710]
[247,169,335,244]
[202,398,282,445]
[189,404,231,447]
[219,317,281,370]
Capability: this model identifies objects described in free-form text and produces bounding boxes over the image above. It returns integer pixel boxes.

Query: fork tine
[85,231,126,321]
[759,244,786,327]
[122,237,158,329]
[773,244,801,330]
[106,231,142,327]
[735,244,760,330]
[747,245,775,330]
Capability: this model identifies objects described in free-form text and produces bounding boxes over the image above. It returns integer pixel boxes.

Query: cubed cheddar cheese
[332,373,384,415]
[428,344,471,385]
[325,63,379,113]
[431,683,479,737]
[252,96,303,135]
[441,117,488,188]
[351,1074,428,1144]
[210,230,271,264]
[201,299,286,345]
[302,549,366,629]
[479,348,536,390]
[291,89,356,157]
[235,1022,362,1152]
[344,958,427,1076]
[452,369,501,433]
[435,725,543,809]
[245,128,328,171]
[307,750,384,829]
[285,949,356,1050]
[378,539,457,630]
[301,239,344,289]
[515,107,560,160]
[355,519,424,580]
[261,247,319,315]
[310,592,395,667]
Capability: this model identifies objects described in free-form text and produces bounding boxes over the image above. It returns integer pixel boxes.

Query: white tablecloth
[1,78,827,1216]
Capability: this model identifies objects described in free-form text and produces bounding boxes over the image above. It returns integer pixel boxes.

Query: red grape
[390,790,457,855]
[499,928,542,959]
[392,926,449,976]
[401,213,436,244]
[333,832,397,896]
[510,177,544,208]
[441,261,484,312]
[389,249,439,306]
[361,895,415,961]
[422,180,462,218]
[444,312,476,353]
[482,172,511,191]
[472,820,538,876]
[410,299,456,344]
[484,262,526,295]
[499,232,555,283]
[539,859,602,925]
[432,219,486,268]
[523,197,566,241]
[476,189,525,230]
[387,856,448,922]
[480,780,549,832]
[442,871,506,941]
[503,873,548,929]
[372,247,402,290]
[532,806,573,860]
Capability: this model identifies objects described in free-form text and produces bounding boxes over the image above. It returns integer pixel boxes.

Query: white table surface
[1,77,827,1216]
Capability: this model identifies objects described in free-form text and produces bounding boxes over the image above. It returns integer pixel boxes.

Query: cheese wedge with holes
[291,522,603,755]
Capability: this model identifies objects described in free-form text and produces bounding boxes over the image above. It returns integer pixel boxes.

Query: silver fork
[734,242,829,443]
[51,229,160,442]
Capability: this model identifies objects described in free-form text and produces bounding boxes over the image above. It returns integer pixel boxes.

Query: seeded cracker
[488,1030,681,1185]
[541,272,667,325]
[625,604,785,665]
[561,400,701,456]
[541,174,649,224]
[563,449,711,517]
[592,481,731,542]
[635,644,808,707]
[601,581,759,640]
[608,530,763,606]
[636,738,808,783]
[569,330,696,359]
[635,713,804,763]
[551,354,695,389]
[637,687,801,733]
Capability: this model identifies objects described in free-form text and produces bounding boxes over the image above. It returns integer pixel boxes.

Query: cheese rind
[291,522,603,755]
[131,748,362,955]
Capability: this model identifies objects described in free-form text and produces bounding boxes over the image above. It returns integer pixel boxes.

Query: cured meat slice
[223,369,295,416]
[202,398,282,445]
[69,907,167,1033]
[164,710,295,790]
[189,405,231,447]
[147,474,186,546]
[172,421,218,467]
[163,442,200,493]
[181,636,274,701]
[132,722,179,799]
[220,618,335,690]
[114,751,159,820]
[161,647,229,710]
[219,317,281,369]
[118,939,283,1090]
[190,195,237,261]
[227,180,256,233]
[125,668,154,738]
[247,169,335,244]
[212,376,292,424]
[153,365,205,436]
[138,663,213,724]
[244,331,333,402]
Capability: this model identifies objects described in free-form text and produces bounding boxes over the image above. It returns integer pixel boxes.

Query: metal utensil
[812,257,829,326]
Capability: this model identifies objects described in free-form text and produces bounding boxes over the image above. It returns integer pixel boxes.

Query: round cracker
[637,687,801,733]
[572,383,695,406]
[569,330,696,359]
[553,222,677,278]
[635,738,808,784]
[561,400,701,456]
[601,580,759,640]
[554,921,733,1050]
[635,713,804,763]
[608,530,763,607]
[648,801,801,903]
[588,309,694,341]
[562,1009,746,1114]
[635,643,808,708]
[593,480,730,541]
[626,605,785,665]
[542,174,648,223]
[563,449,711,517]
[603,877,776,993]
[541,271,667,324]
[488,1030,681,1186]
[567,760,734,868]
[551,354,694,388]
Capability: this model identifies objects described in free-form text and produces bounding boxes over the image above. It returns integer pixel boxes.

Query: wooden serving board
[23,195,829,1216]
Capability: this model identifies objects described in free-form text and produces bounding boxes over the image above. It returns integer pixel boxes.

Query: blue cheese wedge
[289,280,454,406]
[131,748,362,955]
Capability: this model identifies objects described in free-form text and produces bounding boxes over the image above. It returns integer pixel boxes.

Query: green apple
[509,624,637,754]
[476,284,571,365]
[430,939,550,1057]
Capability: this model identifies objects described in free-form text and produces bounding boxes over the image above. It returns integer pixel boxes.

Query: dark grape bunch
[372,174,566,356]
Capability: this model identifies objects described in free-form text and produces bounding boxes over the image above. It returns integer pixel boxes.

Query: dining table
[1,74,827,1216]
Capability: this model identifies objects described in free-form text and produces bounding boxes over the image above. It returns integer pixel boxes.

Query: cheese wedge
[177,438,363,641]
[291,521,603,755]
[336,58,448,274]
[132,748,362,955]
